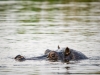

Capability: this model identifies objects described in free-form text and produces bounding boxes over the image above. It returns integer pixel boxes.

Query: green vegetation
[28,0,99,2]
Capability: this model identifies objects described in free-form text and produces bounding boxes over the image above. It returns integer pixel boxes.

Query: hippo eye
[51,54,55,57]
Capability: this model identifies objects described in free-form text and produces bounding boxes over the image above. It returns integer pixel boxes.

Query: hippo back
[69,49,88,60]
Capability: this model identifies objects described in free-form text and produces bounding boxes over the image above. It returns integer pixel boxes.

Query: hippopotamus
[15,49,58,62]
[15,46,88,62]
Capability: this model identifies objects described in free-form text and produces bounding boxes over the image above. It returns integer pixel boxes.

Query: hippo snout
[15,55,25,61]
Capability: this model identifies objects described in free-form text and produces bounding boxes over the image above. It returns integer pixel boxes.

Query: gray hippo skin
[14,46,88,62]
[14,49,58,62]
[55,46,88,62]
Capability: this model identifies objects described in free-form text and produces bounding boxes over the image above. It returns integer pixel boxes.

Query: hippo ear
[65,47,70,55]
[58,45,60,49]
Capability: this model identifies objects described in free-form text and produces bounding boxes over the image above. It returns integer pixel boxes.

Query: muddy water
[0,1,100,75]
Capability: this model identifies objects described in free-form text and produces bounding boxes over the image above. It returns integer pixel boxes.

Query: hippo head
[47,51,58,62]
[63,47,72,62]
[14,55,25,61]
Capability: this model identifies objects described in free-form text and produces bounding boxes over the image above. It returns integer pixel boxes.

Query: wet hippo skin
[15,46,88,62]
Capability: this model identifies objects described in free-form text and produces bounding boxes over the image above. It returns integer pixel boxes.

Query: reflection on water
[0,1,100,75]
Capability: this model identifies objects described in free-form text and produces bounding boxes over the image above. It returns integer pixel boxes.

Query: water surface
[0,1,100,75]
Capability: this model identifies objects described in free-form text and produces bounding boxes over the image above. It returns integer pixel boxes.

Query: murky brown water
[0,1,100,75]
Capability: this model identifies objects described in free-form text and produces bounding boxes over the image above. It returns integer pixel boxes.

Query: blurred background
[0,0,100,75]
